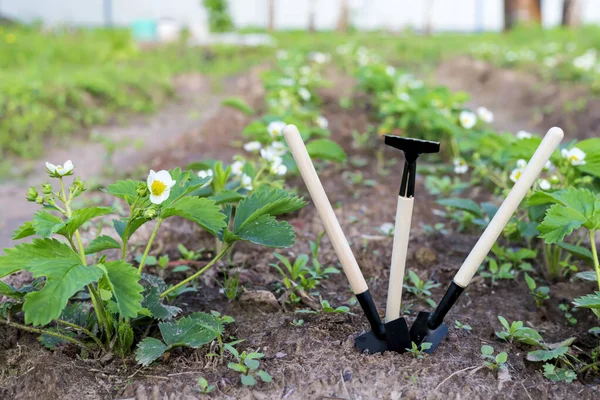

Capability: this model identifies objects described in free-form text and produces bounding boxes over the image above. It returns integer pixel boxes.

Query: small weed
[406,342,432,359]
[480,345,508,370]
[225,344,272,386]
[404,271,439,307]
[454,320,472,331]
[524,273,550,307]
[558,303,577,326]
[196,377,215,394]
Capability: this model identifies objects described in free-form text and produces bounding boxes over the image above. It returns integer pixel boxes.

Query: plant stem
[579,361,600,374]
[121,197,141,261]
[0,318,91,350]
[137,218,163,274]
[590,229,600,291]
[161,243,232,298]
[56,319,103,348]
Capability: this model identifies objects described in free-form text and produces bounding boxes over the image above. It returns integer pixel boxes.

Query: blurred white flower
[270,157,287,176]
[544,160,554,171]
[317,116,329,129]
[241,174,253,191]
[243,141,262,152]
[310,52,329,64]
[197,169,213,188]
[516,159,527,169]
[516,130,532,140]
[379,222,395,236]
[300,66,311,76]
[276,50,288,60]
[510,168,524,183]
[386,66,396,76]
[268,121,286,138]
[453,158,469,174]
[561,147,586,166]
[408,79,424,89]
[573,49,596,71]
[459,111,477,129]
[398,92,410,102]
[45,160,74,177]
[544,57,558,68]
[538,179,551,191]
[476,107,494,123]
[278,78,295,86]
[231,160,245,176]
[147,170,176,205]
[550,174,560,184]
[298,87,311,102]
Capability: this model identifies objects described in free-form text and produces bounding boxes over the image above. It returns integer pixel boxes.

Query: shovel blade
[384,317,411,353]
[409,312,449,354]
[355,330,390,354]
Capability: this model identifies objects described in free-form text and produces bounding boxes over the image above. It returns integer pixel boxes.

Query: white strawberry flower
[510,168,524,183]
[453,158,469,174]
[260,147,277,162]
[243,141,262,153]
[268,121,286,138]
[459,111,477,129]
[147,170,176,205]
[298,87,311,102]
[45,160,74,177]
[544,160,554,171]
[379,222,395,236]
[516,130,532,139]
[538,179,551,191]
[317,116,329,129]
[231,160,245,176]
[270,141,286,156]
[476,107,494,123]
[561,147,586,166]
[241,174,253,191]
[516,159,527,169]
[270,157,287,176]
[197,169,213,188]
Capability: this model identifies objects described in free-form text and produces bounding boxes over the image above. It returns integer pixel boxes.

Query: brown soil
[1,65,600,400]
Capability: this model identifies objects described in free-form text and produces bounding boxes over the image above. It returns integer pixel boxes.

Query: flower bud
[136,182,149,197]
[41,183,53,195]
[143,206,158,220]
[35,195,45,204]
[26,186,38,202]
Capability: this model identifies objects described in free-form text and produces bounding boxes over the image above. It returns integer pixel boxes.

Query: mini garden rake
[284,124,409,354]
[409,127,564,353]
[382,135,440,352]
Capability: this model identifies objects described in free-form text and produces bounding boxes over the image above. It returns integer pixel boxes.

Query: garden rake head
[409,127,564,353]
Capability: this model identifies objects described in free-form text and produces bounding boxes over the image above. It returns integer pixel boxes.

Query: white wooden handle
[454,127,564,287]
[385,196,414,322]
[283,125,368,294]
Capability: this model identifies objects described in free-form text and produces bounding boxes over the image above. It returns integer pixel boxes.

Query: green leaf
[114,217,148,242]
[233,189,306,233]
[160,168,211,208]
[524,273,536,291]
[575,138,600,178]
[245,359,260,371]
[537,204,587,243]
[32,210,65,237]
[236,215,296,248]
[222,96,255,115]
[228,362,247,373]
[575,271,598,281]
[481,345,494,355]
[305,139,347,162]
[104,180,140,206]
[135,337,169,366]
[141,285,182,320]
[98,261,143,319]
[556,242,594,263]
[12,221,36,240]
[162,197,227,237]
[58,207,114,239]
[542,363,577,383]
[209,190,245,205]
[573,292,600,309]
[158,313,220,347]
[495,352,508,364]
[257,370,272,383]
[241,374,256,386]
[39,328,76,350]
[526,346,569,362]
[0,281,24,300]
[85,235,121,254]
[437,198,483,217]
[1,239,104,326]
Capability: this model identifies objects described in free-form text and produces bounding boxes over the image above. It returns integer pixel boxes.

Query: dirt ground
[1,59,599,400]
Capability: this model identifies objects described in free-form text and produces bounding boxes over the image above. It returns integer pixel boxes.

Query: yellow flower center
[514,171,522,180]
[569,155,580,162]
[151,180,167,196]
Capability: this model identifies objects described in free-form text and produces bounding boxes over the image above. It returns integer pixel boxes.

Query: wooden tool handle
[283,125,368,294]
[453,127,564,287]
[385,196,414,322]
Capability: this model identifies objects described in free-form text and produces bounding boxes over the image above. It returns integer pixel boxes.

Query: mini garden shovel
[284,124,405,354]
[383,135,440,352]
[409,127,564,353]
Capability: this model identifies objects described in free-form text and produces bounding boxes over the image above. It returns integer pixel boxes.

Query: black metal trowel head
[409,312,449,354]
[384,135,440,163]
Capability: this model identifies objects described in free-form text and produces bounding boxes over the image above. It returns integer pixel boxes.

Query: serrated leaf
[141,285,181,320]
[161,197,226,237]
[98,261,143,319]
[233,189,306,233]
[526,346,569,362]
[209,189,245,205]
[135,337,169,366]
[573,292,600,309]
[58,207,114,239]
[236,214,296,248]
[575,138,600,178]
[85,235,121,254]
[32,211,65,237]
[437,198,483,217]
[537,204,586,243]
[2,239,104,326]
[12,221,36,240]
[158,313,220,347]
[113,217,148,242]
[104,180,140,206]
[305,139,347,162]
[159,168,211,208]
[542,363,577,383]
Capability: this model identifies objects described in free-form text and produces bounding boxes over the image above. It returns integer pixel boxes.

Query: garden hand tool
[284,124,404,354]
[383,135,440,352]
[409,127,564,353]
